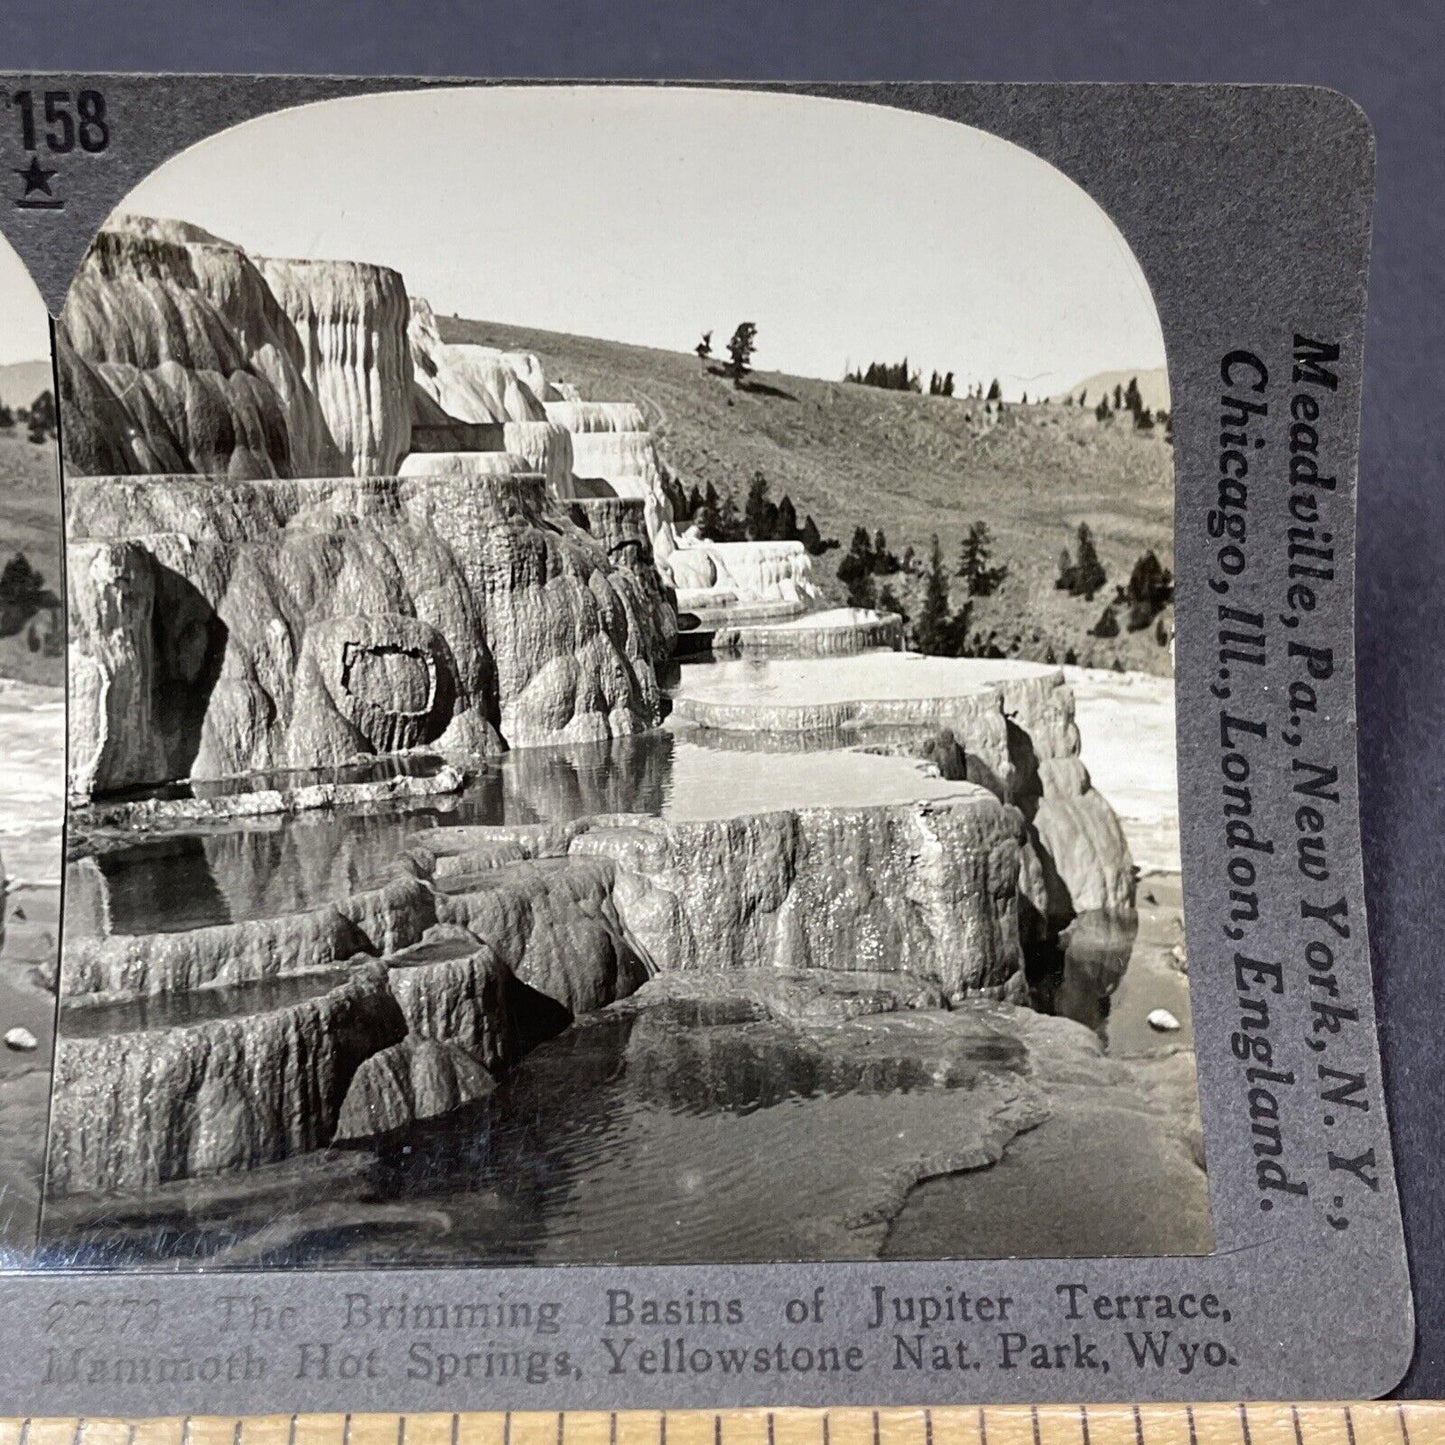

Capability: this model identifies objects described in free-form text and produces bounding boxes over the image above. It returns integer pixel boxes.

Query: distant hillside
[0,432,62,685]
[1052,367,1170,413]
[0,360,53,412]
[441,317,1176,673]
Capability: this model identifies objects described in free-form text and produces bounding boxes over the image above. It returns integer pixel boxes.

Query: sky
[57,86,1163,397]
[0,235,49,369]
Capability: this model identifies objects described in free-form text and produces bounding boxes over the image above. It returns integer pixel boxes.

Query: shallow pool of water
[46,1000,1048,1267]
[65,731,968,939]
[60,968,357,1038]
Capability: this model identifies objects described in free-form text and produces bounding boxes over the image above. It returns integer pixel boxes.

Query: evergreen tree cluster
[0,390,54,444]
[843,359,919,393]
[1088,375,1171,435]
[841,360,960,397]
[671,471,836,556]
[695,324,758,384]
[1086,547,1174,641]
[912,534,973,656]
[837,525,903,607]
[1055,523,1108,600]
[1119,549,1174,631]
[0,552,60,637]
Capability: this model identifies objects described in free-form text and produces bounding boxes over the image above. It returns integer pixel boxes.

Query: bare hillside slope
[443,318,1176,672]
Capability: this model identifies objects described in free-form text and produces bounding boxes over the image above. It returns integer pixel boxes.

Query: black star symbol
[15,156,57,197]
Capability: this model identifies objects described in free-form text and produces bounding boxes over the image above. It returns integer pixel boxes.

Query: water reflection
[67,734,676,937]
[1027,909,1139,1050]
[46,999,1043,1268]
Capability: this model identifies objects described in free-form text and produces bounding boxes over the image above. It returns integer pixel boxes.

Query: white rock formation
[671,655,1135,929]
[408,298,550,423]
[60,216,411,478]
[542,400,648,434]
[407,306,817,614]
[65,471,675,798]
[665,538,817,612]
[256,256,413,476]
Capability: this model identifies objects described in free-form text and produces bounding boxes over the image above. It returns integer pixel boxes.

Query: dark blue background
[1,0,1439,1397]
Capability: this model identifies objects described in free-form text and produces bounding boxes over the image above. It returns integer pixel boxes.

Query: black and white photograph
[30,84,1204,1268]
[0,222,63,1255]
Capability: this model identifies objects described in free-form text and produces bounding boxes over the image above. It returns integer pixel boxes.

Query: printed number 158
[8,89,109,154]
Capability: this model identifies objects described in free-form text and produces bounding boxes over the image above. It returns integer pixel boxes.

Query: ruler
[0,1406,1440,1445]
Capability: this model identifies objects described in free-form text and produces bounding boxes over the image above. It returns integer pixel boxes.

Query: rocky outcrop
[381,926,521,1071]
[334,1039,495,1141]
[50,963,407,1194]
[60,216,411,479]
[65,469,673,798]
[409,789,1024,1003]
[423,855,648,1014]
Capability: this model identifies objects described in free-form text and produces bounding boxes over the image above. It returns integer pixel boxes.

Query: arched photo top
[93,84,1167,405]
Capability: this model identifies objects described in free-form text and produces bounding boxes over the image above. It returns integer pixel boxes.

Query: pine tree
[726,322,757,385]
[915,534,953,655]
[877,584,909,627]
[838,526,875,597]
[942,371,954,397]
[1072,523,1107,600]
[0,552,52,636]
[776,494,798,542]
[800,514,824,555]
[26,389,55,444]
[744,471,777,540]
[1125,549,1173,629]
[987,378,1002,402]
[1094,397,1109,422]
[1092,605,1120,639]
[1124,376,1142,416]
[1078,389,1087,407]
[956,521,1006,597]
[1113,383,1123,409]
[695,330,713,361]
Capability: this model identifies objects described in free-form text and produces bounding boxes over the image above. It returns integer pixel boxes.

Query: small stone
[1146,1008,1181,1033]
[4,1027,38,1052]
